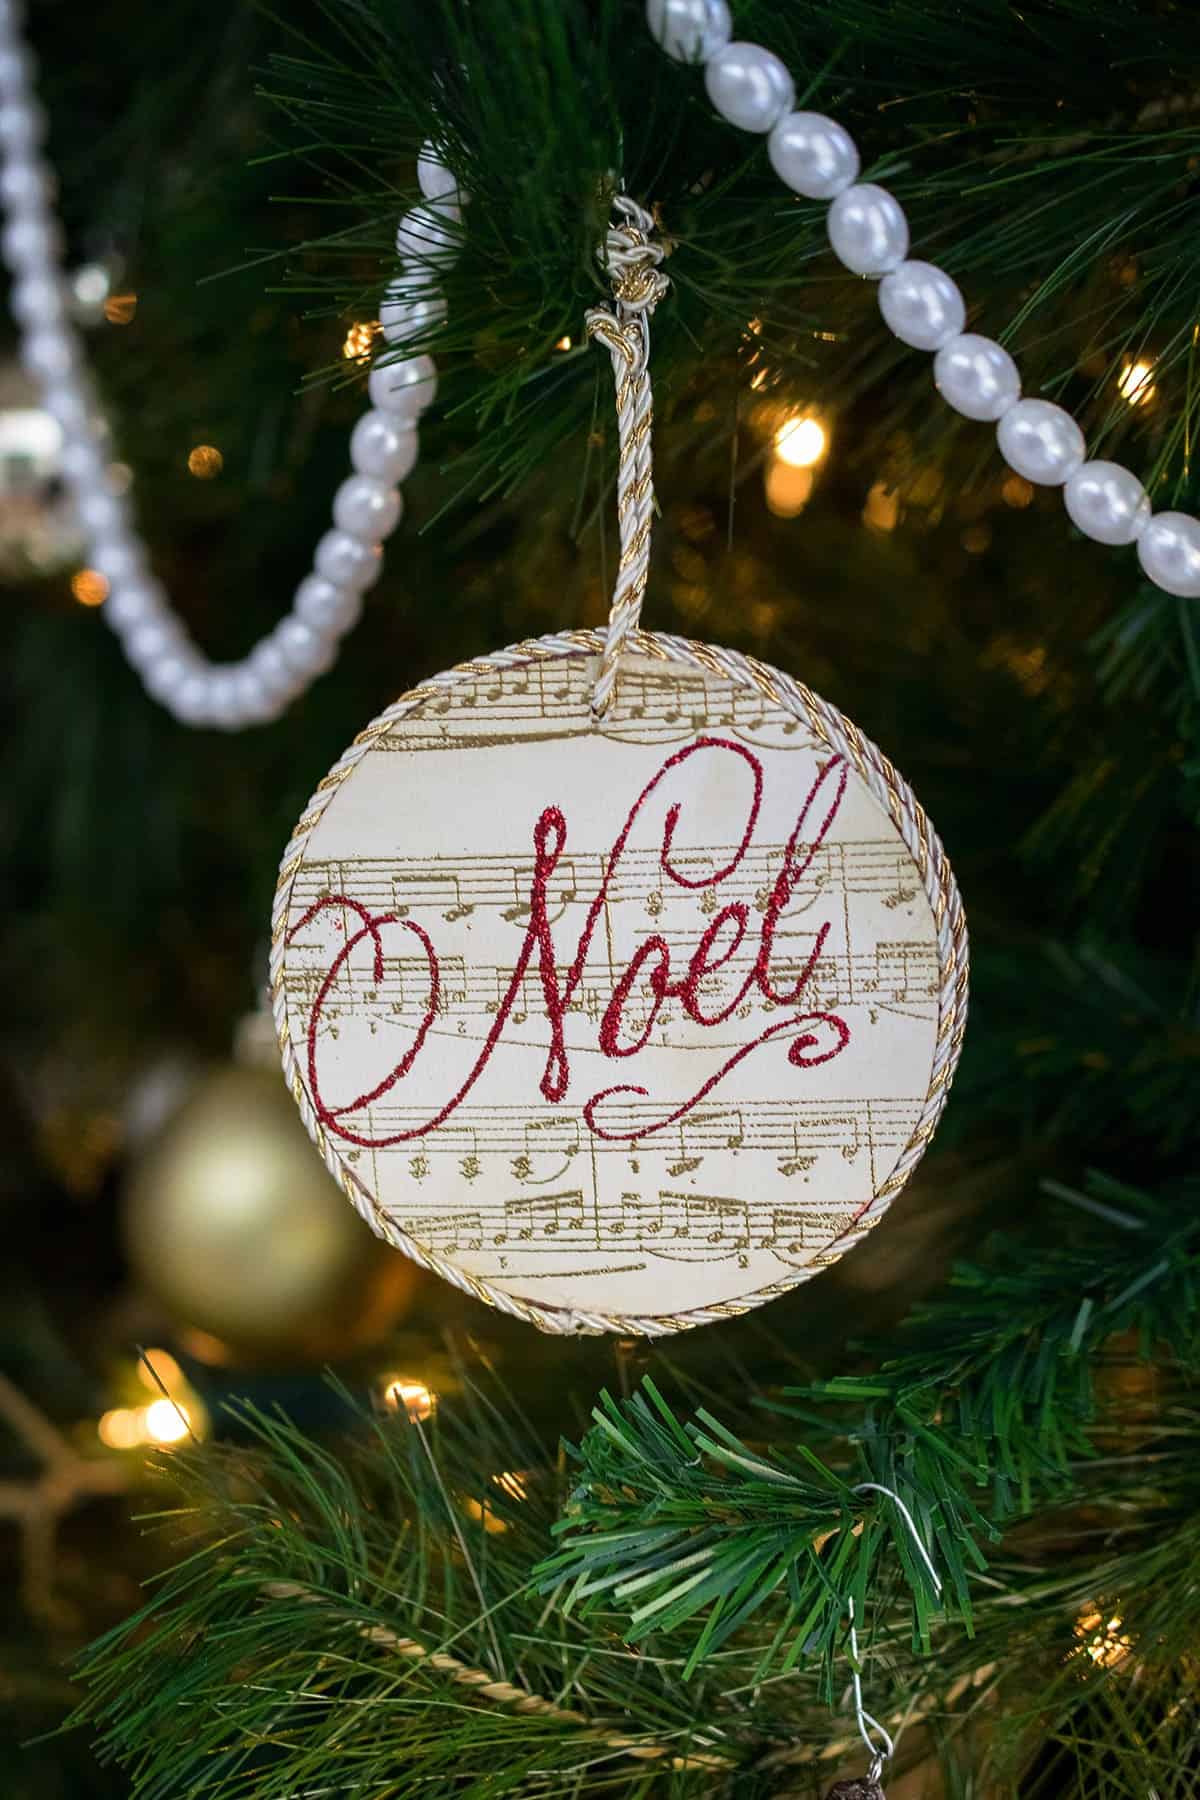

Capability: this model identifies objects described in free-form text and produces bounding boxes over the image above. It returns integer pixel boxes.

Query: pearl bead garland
[0,10,463,729]
[1,0,1192,739]
[646,0,1199,595]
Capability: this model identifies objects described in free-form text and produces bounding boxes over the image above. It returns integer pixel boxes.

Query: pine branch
[259,0,1200,511]
[539,1173,1200,1677]
[538,1378,973,1685]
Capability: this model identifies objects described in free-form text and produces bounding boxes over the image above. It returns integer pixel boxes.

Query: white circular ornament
[273,634,967,1336]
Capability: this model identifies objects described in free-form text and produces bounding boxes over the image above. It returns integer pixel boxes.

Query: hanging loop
[585,195,669,717]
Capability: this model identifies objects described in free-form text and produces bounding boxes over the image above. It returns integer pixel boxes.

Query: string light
[187,444,223,479]
[492,1469,528,1502]
[97,1407,142,1449]
[862,481,900,533]
[342,321,378,363]
[1117,359,1155,407]
[71,263,110,309]
[555,335,573,351]
[380,1375,435,1421]
[137,1348,184,1392]
[765,462,813,519]
[1072,1604,1134,1671]
[97,1398,198,1449]
[102,292,137,325]
[463,1495,508,1533]
[70,567,109,606]
[1002,473,1034,509]
[97,1350,204,1450]
[774,414,828,468]
[143,1398,192,1444]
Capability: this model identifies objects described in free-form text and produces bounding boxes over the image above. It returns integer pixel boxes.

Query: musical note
[501,1189,590,1245]
[520,1115,581,1185]
[648,1191,751,1263]
[391,867,473,920]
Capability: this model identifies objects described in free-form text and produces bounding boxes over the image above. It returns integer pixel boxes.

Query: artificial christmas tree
[1,1,1198,1794]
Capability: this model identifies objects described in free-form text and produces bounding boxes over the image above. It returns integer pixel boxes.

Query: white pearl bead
[395,201,459,266]
[277,616,337,676]
[20,323,76,381]
[1136,511,1200,598]
[58,435,106,487]
[934,333,1021,422]
[104,575,165,631]
[1063,460,1149,546]
[294,573,362,636]
[173,672,217,727]
[91,534,145,586]
[0,42,32,92]
[75,484,127,536]
[41,381,92,435]
[0,154,50,214]
[0,96,44,153]
[767,110,859,199]
[646,0,731,62]
[333,473,402,543]
[416,139,466,206]
[314,527,382,593]
[995,397,1084,484]
[878,259,965,352]
[1,209,61,269]
[705,41,794,133]
[827,183,909,276]
[367,354,437,418]
[10,270,63,327]
[122,615,185,668]
[141,650,196,706]
[379,286,446,347]
[349,410,419,483]
[248,637,299,698]
[232,665,281,725]
[204,668,246,730]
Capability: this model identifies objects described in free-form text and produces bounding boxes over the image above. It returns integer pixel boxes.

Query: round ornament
[272,633,966,1336]
[123,1064,418,1364]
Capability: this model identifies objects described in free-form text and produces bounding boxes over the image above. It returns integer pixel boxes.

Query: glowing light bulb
[774,415,827,469]
[1072,1602,1134,1671]
[103,292,137,325]
[862,481,900,533]
[555,335,573,352]
[98,1407,142,1449]
[1117,359,1155,406]
[765,461,813,518]
[381,1375,435,1422]
[138,1349,183,1391]
[187,444,223,479]
[143,1398,192,1444]
[342,321,378,362]
[71,568,109,606]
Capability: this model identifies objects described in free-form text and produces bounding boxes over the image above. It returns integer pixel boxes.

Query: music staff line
[388,1183,860,1267]
[288,838,922,927]
[372,661,827,750]
[282,931,938,1028]
[339,1095,920,1163]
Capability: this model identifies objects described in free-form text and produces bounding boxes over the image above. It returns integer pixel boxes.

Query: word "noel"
[289,737,851,1147]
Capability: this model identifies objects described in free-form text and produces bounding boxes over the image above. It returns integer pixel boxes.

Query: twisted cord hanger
[584,195,670,717]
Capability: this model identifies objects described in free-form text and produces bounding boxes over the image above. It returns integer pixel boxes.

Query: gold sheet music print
[274,640,966,1335]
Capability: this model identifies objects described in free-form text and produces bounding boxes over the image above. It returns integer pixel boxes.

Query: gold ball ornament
[122,1064,418,1364]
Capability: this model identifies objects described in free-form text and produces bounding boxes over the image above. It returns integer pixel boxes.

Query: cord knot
[597,196,670,317]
